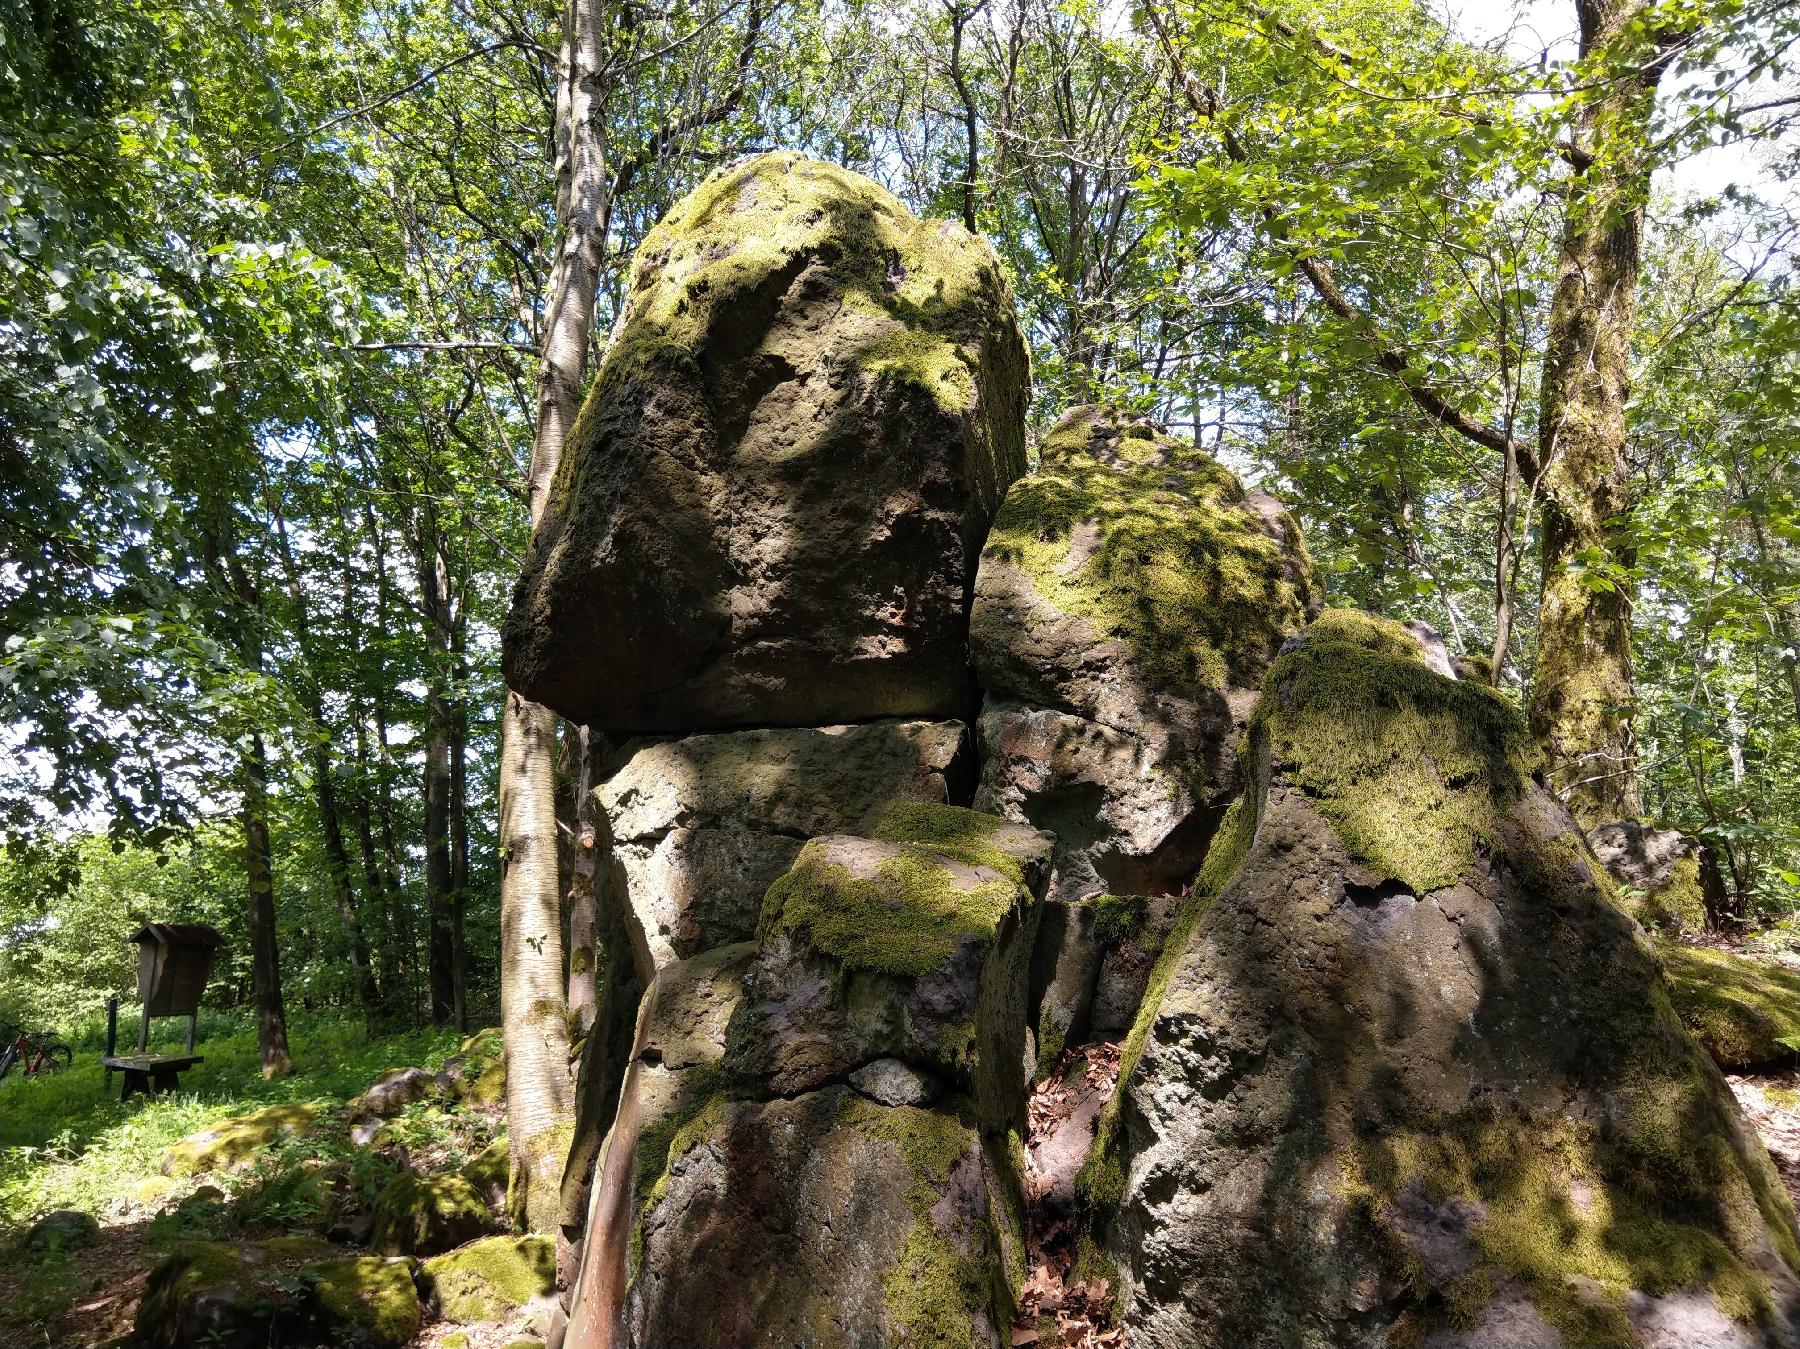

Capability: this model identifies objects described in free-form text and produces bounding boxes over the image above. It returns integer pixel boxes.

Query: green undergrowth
[1658,944,1800,1069]
[1255,608,1539,893]
[984,404,1319,701]
[761,806,1027,979]
[0,1013,466,1231]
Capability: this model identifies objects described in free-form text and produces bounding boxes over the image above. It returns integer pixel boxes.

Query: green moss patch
[1254,608,1539,894]
[1660,944,1800,1069]
[985,404,1318,702]
[873,803,1025,885]
[160,1103,320,1178]
[308,1256,422,1347]
[760,830,1024,981]
[421,1235,555,1324]
[1344,1103,1787,1346]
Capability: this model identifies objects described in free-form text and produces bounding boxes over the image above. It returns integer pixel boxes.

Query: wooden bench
[101,1053,203,1101]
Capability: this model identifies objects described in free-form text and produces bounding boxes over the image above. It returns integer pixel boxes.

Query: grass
[0,1011,466,1232]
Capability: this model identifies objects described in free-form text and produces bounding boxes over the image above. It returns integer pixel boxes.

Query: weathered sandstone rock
[504,151,1028,732]
[1094,610,1800,1348]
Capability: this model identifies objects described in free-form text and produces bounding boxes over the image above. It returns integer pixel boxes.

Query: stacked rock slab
[505,153,1039,1348]
[969,404,1320,1058]
[567,805,1048,1348]
[1098,610,1800,1348]
[502,150,1027,732]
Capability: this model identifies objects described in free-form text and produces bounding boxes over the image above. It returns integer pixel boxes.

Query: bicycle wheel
[36,1042,72,1073]
[0,1046,16,1083]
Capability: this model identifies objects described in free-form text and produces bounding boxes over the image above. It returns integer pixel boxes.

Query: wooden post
[186,1012,197,1055]
[136,1002,151,1054]
[104,998,118,1087]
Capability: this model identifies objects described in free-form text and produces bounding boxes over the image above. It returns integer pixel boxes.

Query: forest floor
[0,1012,544,1349]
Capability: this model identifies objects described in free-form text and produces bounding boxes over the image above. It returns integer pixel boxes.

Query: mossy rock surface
[594,720,968,977]
[1100,610,1800,1347]
[1661,943,1800,1070]
[504,150,1029,734]
[732,805,1050,1128]
[160,1103,319,1178]
[1590,819,1721,933]
[421,1235,556,1324]
[368,1171,494,1257]
[132,1236,332,1348]
[461,1136,509,1207]
[971,406,1319,916]
[304,1255,422,1347]
[620,1086,1016,1349]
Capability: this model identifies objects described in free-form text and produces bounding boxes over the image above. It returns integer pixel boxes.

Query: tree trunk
[451,608,471,1034]
[566,726,599,1035]
[499,0,608,1233]
[243,732,293,1079]
[419,524,457,1026]
[501,690,575,1230]
[1527,0,1673,825]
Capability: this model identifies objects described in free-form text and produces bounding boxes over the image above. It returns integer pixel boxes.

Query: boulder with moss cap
[368,1171,493,1257]
[132,1236,333,1348]
[503,150,1028,733]
[1091,609,1800,1347]
[160,1103,319,1178]
[1589,819,1726,934]
[421,1235,556,1324]
[971,404,1320,904]
[725,803,1052,1130]
[303,1255,423,1348]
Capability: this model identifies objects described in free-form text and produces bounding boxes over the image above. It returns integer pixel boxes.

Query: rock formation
[503,150,1028,733]
[1100,611,1800,1347]
[506,153,1800,1349]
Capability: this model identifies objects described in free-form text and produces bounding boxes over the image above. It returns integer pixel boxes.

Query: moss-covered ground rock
[1102,611,1800,1347]
[368,1171,493,1256]
[304,1255,422,1347]
[1661,943,1800,1070]
[132,1236,332,1348]
[160,1103,319,1178]
[504,151,1028,733]
[421,1235,556,1323]
[1590,819,1723,933]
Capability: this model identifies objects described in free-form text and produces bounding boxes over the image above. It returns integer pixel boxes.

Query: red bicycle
[0,1026,73,1081]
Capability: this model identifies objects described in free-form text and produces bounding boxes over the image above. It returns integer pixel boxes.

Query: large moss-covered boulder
[1662,944,1800,1070]
[132,1236,331,1348]
[304,1255,423,1348]
[160,1103,319,1178]
[504,150,1028,733]
[421,1235,556,1324]
[368,1171,493,1256]
[1100,610,1800,1348]
[575,1085,1022,1349]
[727,804,1052,1129]
[972,404,1320,904]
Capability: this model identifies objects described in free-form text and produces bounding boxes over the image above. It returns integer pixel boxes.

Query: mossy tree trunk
[1527,0,1677,825]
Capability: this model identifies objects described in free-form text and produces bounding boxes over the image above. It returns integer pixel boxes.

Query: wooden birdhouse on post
[102,923,224,1099]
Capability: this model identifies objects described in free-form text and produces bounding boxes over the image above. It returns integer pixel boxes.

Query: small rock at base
[848,1057,942,1107]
